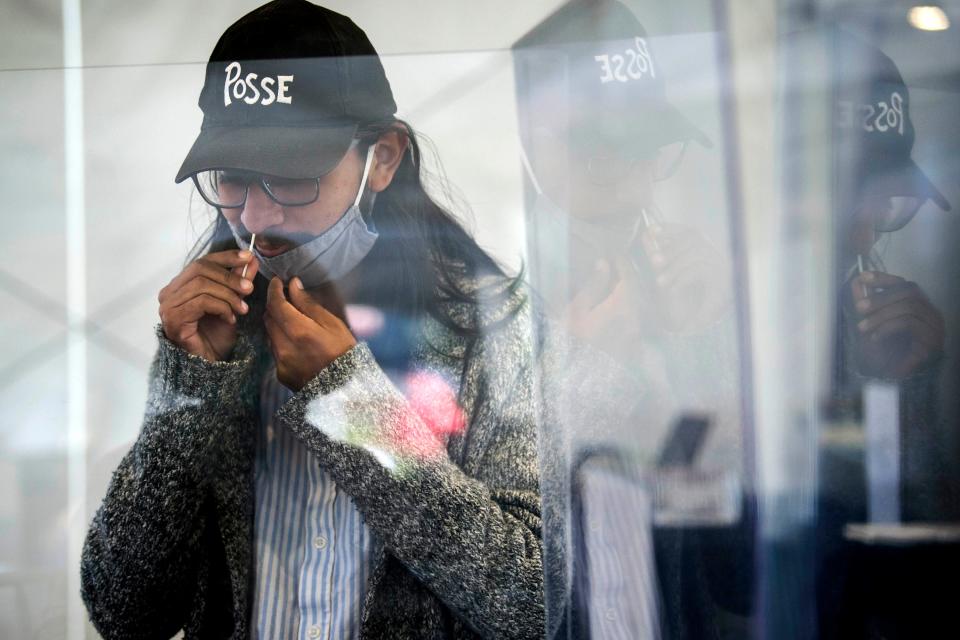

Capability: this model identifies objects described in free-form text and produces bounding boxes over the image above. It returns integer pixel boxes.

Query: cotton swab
[857,254,867,299]
[640,208,661,253]
[242,233,256,279]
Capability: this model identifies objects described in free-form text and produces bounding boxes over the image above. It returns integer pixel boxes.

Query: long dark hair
[187,118,525,339]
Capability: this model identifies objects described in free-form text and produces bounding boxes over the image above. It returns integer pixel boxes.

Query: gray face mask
[228,144,378,288]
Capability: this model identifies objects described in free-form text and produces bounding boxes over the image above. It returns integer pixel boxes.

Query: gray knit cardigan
[79,279,564,640]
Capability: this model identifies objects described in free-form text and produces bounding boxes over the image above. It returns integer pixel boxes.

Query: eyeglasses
[192,169,321,209]
[585,141,689,186]
[191,139,365,209]
[861,195,926,232]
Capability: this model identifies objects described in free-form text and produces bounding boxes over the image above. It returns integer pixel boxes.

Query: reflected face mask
[228,144,378,288]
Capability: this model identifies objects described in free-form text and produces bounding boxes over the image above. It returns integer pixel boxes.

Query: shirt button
[605,608,617,622]
[308,626,321,639]
[313,535,328,550]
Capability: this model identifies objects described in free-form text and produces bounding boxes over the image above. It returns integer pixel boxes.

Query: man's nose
[240,183,284,234]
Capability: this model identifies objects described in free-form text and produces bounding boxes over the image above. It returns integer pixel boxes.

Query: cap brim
[861,159,951,212]
[571,102,712,155]
[175,122,359,183]
[657,104,713,149]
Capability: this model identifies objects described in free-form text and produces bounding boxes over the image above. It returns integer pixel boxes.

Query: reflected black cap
[512,0,710,154]
[833,29,949,211]
[175,0,397,183]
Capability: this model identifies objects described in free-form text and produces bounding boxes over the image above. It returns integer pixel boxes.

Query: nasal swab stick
[242,233,256,279]
[641,209,661,253]
[857,254,867,298]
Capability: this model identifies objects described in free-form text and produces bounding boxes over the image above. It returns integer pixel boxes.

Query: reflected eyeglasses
[584,141,689,186]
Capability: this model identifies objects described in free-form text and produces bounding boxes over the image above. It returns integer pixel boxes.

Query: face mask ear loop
[518,144,544,196]
[354,143,376,209]
[364,191,379,233]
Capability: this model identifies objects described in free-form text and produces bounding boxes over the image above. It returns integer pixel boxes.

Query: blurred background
[1,0,958,638]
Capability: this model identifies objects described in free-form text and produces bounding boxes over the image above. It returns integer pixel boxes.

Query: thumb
[288,276,337,325]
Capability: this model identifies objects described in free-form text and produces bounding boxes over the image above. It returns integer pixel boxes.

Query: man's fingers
[641,225,704,266]
[869,315,936,344]
[266,276,284,308]
[860,270,905,288]
[204,248,256,268]
[288,278,341,325]
[166,276,249,315]
[165,249,252,292]
[850,274,869,304]
[856,282,922,315]
[591,276,633,320]
[175,294,236,327]
[233,253,260,283]
[163,253,254,302]
[654,250,710,288]
[195,257,256,294]
[266,277,288,321]
[858,304,938,335]
[266,277,306,336]
[263,310,287,348]
[263,313,291,367]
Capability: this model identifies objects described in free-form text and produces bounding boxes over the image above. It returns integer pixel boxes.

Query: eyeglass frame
[190,139,364,209]
[584,140,689,186]
[191,170,322,209]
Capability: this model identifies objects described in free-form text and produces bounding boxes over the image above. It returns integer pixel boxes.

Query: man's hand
[562,257,674,417]
[564,257,648,361]
[637,222,731,333]
[158,249,259,362]
[264,276,357,391]
[850,270,945,379]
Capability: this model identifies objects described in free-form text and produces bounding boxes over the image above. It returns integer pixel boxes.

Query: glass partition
[1,1,958,639]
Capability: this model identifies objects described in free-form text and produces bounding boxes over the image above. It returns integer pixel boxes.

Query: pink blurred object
[345,304,386,338]
[404,370,466,437]
[386,370,466,459]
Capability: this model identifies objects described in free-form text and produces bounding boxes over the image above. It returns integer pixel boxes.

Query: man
[817,28,953,638]
[830,30,949,386]
[512,2,750,638]
[81,1,550,638]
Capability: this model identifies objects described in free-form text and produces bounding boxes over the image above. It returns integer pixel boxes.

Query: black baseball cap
[832,29,950,211]
[512,0,711,157]
[175,0,396,183]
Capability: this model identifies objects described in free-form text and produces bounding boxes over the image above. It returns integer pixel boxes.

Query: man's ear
[367,128,410,193]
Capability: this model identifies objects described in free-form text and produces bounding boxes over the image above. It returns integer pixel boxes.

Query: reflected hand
[564,258,646,361]
[158,249,259,362]
[850,270,945,379]
[264,276,357,390]
[637,222,731,333]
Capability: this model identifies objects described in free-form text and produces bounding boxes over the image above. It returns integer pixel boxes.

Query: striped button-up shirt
[252,364,374,640]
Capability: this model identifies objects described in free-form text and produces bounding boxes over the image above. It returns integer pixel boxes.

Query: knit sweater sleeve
[80,325,257,640]
[275,317,545,639]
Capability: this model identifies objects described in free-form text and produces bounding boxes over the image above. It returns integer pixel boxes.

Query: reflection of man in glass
[819,29,953,638]
[513,0,728,370]
[833,33,949,384]
[513,2,746,638]
[827,30,951,527]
